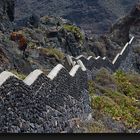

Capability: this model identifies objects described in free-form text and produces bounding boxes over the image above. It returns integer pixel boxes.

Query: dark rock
[0,0,15,22]
[15,0,138,35]
[29,14,40,28]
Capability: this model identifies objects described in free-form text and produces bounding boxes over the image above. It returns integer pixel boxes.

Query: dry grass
[10,70,27,80]
[39,47,64,61]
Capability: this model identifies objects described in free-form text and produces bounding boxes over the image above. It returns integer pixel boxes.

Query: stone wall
[68,35,135,72]
[0,35,135,133]
[0,64,91,133]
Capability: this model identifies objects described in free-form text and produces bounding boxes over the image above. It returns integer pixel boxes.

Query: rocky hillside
[0,16,85,74]
[0,0,15,22]
[0,0,15,31]
[15,0,138,35]
[1,1,140,75]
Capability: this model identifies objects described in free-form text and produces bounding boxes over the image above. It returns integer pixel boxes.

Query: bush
[28,42,38,49]
[114,70,140,98]
[63,24,84,44]
[39,47,64,61]
[95,68,115,87]
[92,96,122,118]
[3,36,11,44]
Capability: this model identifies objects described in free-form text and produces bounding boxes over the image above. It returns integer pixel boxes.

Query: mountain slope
[15,0,138,35]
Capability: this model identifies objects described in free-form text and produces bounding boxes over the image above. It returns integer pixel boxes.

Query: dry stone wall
[0,63,91,133]
[0,34,135,133]
[68,35,135,72]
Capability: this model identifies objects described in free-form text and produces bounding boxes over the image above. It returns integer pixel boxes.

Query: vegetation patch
[83,121,111,133]
[91,94,140,129]
[95,68,115,86]
[39,47,64,61]
[88,69,140,131]
[63,24,84,44]
[133,47,140,54]
[10,70,27,80]
[114,70,140,99]
[88,80,96,98]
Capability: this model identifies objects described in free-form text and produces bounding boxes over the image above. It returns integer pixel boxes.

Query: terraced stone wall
[0,64,91,133]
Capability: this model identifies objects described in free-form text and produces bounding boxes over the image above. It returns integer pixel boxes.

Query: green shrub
[92,96,122,118]
[114,70,134,97]
[28,42,38,49]
[89,69,140,130]
[63,24,84,44]
[4,36,11,44]
[114,70,140,98]
[91,92,140,129]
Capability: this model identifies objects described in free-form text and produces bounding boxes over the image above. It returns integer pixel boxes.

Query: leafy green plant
[28,42,38,49]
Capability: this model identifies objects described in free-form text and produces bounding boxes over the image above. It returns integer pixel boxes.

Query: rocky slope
[0,13,88,75]
[15,0,138,35]
[85,2,140,66]
[1,1,140,75]
[0,0,15,31]
[0,0,15,22]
